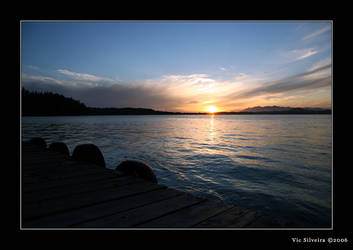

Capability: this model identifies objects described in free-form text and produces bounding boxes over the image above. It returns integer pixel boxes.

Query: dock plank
[23,180,166,221]
[192,206,256,228]
[22,170,118,193]
[24,188,184,228]
[22,167,116,185]
[73,193,205,228]
[136,199,233,228]
[23,175,141,204]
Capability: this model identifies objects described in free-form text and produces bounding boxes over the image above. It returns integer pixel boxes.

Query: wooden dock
[21,141,287,229]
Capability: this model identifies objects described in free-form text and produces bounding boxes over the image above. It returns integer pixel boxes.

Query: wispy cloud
[308,57,331,71]
[295,48,318,60]
[226,64,331,101]
[282,48,319,62]
[22,73,63,85]
[26,65,40,71]
[57,69,115,83]
[302,25,331,41]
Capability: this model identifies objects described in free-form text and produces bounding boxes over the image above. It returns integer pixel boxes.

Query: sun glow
[207,106,218,113]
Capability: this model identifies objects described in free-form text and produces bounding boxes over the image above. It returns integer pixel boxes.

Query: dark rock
[72,144,105,168]
[115,160,158,183]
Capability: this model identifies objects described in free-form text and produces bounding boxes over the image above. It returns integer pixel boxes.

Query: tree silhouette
[22,88,87,116]
[21,88,174,116]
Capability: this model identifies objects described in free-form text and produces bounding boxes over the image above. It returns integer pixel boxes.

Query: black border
[15,5,350,248]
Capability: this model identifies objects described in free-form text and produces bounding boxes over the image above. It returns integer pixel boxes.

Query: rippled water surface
[22,114,332,227]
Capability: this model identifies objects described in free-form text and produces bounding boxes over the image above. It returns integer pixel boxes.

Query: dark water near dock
[21,114,332,227]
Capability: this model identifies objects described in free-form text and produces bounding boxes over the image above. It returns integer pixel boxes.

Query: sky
[21,21,332,112]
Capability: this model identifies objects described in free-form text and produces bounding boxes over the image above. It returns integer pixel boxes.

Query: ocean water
[21,114,332,227]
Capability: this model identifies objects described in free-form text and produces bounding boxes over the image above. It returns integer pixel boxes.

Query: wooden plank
[22,170,118,193]
[22,161,113,177]
[24,166,115,181]
[22,152,68,160]
[136,199,233,228]
[22,161,116,187]
[22,157,68,165]
[23,175,141,204]
[245,213,294,228]
[23,181,167,221]
[73,193,205,228]
[22,167,116,185]
[22,155,69,166]
[22,160,63,171]
[226,210,258,227]
[192,206,256,228]
[22,161,112,178]
[24,188,184,228]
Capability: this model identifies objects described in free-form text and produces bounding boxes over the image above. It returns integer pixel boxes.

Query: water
[21,114,332,227]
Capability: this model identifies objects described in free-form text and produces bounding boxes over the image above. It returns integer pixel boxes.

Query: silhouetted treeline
[86,107,176,115]
[21,88,176,116]
[22,88,88,116]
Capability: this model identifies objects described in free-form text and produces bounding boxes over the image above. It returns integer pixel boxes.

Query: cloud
[71,82,181,109]
[57,69,115,83]
[302,25,331,41]
[308,57,331,71]
[282,48,318,62]
[26,65,40,71]
[226,64,331,101]
[22,74,63,85]
[294,48,318,60]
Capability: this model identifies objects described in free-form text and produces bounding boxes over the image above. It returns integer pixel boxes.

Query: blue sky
[21,21,332,112]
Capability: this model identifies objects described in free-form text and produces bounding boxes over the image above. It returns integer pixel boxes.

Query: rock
[72,144,105,168]
[115,160,158,183]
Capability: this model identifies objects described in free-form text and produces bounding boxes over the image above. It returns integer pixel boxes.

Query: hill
[239,106,331,114]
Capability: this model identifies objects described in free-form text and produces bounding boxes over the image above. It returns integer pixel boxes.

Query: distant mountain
[241,106,291,113]
[239,106,331,114]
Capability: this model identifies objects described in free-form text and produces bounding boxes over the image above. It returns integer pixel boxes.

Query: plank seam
[188,205,237,228]
[131,198,206,228]
[190,205,242,228]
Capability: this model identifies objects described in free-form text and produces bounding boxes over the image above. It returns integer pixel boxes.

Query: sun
[207,106,218,113]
